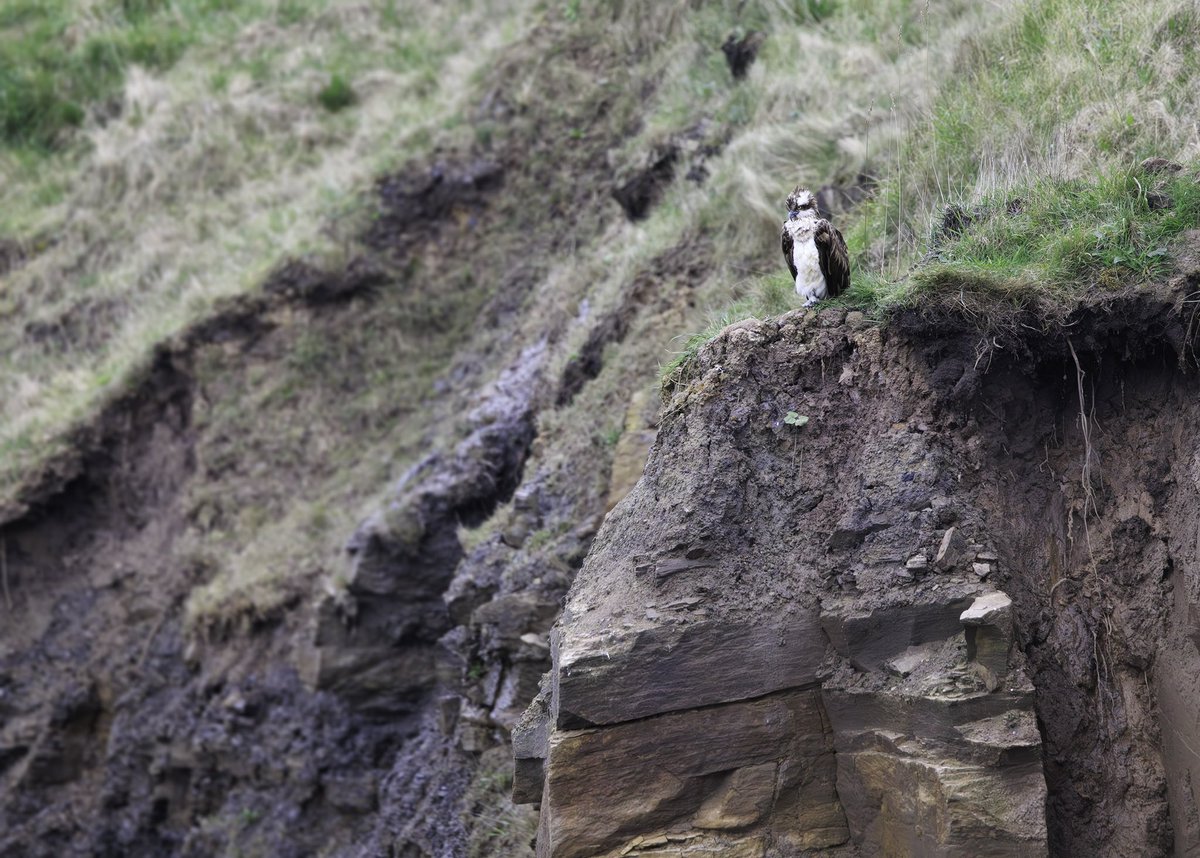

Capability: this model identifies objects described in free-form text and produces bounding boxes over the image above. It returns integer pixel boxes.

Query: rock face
[517,311,1049,856]
[520,291,1200,857]
[304,342,545,714]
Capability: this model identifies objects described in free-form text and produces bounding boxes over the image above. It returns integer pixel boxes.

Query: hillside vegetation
[847,0,1200,309]
[2,0,1198,681]
[0,0,527,518]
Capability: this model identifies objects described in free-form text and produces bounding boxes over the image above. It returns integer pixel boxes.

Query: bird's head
[785,187,817,221]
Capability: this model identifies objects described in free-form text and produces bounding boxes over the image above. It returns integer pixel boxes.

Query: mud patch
[969,338,1186,855]
[721,30,766,80]
[366,159,504,255]
[612,147,678,221]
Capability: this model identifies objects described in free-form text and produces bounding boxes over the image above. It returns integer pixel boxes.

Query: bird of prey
[780,187,849,306]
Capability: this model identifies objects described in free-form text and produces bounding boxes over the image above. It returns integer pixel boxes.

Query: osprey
[780,187,849,305]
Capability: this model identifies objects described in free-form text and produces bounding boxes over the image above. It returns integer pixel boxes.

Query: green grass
[0,0,243,150]
[854,0,1200,273]
[317,73,356,112]
[915,170,1200,292]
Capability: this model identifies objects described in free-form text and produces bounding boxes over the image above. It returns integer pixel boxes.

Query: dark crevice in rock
[972,337,1189,857]
[263,256,389,305]
[556,311,626,407]
[0,237,27,276]
[557,242,709,408]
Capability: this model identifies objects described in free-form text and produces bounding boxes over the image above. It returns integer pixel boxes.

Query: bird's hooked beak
[788,209,799,221]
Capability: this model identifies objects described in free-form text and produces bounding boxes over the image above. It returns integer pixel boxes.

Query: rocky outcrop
[520,289,1200,856]
[517,310,1049,856]
[303,342,545,715]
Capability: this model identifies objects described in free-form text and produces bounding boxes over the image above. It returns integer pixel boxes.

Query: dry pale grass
[0,0,537,508]
[612,0,1011,279]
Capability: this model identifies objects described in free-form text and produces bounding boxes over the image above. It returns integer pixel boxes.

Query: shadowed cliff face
[518,284,1200,858]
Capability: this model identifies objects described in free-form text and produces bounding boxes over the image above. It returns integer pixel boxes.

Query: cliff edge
[519,276,1200,857]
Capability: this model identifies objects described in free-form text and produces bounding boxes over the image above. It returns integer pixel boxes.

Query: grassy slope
[5,1,1197,618]
[843,0,1200,308]
[0,0,527,511]
[0,0,548,622]
[658,0,1200,376]
[860,0,1200,258]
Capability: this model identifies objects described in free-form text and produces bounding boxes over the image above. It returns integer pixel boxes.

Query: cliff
[517,276,1200,856]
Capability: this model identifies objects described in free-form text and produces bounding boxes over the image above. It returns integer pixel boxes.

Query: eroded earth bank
[7,242,1200,858]
[519,280,1200,857]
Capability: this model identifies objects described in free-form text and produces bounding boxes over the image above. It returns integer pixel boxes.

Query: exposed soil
[721,30,766,80]
[880,285,1200,855]
[963,303,1190,856]
[0,293,410,857]
[611,148,678,221]
[0,148,521,856]
[0,25,705,852]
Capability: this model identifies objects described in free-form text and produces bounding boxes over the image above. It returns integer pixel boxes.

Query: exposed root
[1182,289,1200,366]
[1066,336,1121,734]
[1066,337,1101,556]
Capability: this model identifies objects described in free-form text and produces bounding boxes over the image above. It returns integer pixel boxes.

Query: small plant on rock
[783,411,809,466]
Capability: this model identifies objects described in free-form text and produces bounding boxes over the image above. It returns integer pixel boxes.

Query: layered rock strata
[516,310,1050,857]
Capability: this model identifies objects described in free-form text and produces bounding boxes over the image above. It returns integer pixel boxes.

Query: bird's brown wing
[781,223,797,281]
[814,220,850,297]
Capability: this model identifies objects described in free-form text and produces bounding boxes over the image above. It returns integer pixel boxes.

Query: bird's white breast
[785,219,826,305]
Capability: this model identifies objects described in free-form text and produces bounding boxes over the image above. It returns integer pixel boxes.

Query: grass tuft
[912,169,1200,296]
[317,73,356,112]
[0,0,204,150]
